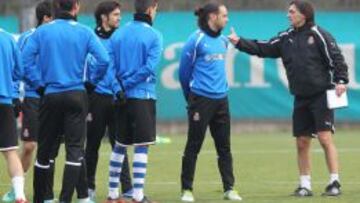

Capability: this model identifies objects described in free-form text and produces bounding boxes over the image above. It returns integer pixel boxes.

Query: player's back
[112,21,161,79]
[24,19,108,94]
[0,29,22,103]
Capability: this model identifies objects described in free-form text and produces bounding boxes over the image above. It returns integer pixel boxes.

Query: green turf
[1,129,360,203]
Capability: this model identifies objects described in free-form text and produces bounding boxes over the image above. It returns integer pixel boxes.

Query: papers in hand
[326,89,348,109]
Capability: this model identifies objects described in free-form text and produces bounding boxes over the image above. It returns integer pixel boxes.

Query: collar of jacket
[55,11,77,21]
[95,26,115,39]
[134,13,153,26]
[294,22,314,32]
[202,24,222,38]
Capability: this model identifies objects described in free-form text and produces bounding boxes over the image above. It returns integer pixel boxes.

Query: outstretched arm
[228,27,281,58]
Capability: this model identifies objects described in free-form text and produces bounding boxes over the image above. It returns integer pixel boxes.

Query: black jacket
[236,23,348,97]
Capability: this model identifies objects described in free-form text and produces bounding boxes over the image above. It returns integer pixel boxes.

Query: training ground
[1,129,360,203]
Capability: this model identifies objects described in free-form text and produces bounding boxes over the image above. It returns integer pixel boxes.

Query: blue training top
[110,20,163,100]
[179,29,229,99]
[0,28,23,104]
[22,19,110,95]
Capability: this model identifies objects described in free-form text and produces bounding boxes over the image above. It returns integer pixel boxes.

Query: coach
[228,0,348,197]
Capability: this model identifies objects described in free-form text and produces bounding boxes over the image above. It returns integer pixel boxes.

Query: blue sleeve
[17,33,29,51]
[110,65,122,95]
[12,39,24,99]
[122,33,163,90]
[87,32,110,85]
[110,36,123,92]
[106,43,121,94]
[22,32,41,89]
[85,54,96,82]
[179,36,196,100]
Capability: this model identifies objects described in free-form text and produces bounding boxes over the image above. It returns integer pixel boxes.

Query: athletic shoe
[224,190,242,201]
[1,188,15,202]
[292,187,313,197]
[322,180,341,196]
[122,189,133,199]
[78,198,96,203]
[88,189,96,201]
[132,196,157,203]
[44,200,57,203]
[181,190,194,202]
[104,197,128,203]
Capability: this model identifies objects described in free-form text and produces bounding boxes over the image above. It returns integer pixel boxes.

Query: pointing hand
[228,27,240,45]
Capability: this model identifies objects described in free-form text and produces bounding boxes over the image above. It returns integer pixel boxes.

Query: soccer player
[105,0,162,202]
[2,2,52,202]
[228,0,348,197]
[85,1,132,201]
[0,28,28,203]
[22,0,110,202]
[178,2,242,202]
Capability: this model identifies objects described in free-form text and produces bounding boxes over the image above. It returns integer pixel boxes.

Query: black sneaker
[292,187,313,197]
[322,180,341,196]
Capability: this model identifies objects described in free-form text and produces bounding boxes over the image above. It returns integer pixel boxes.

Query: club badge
[193,112,200,121]
[86,113,93,122]
[308,36,315,45]
[23,128,29,138]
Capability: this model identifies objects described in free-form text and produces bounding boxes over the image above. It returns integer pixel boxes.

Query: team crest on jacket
[86,113,93,122]
[23,128,29,138]
[308,36,315,45]
[193,112,200,121]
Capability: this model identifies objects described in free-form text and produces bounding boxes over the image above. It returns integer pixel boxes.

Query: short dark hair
[134,0,158,14]
[94,1,121,26]
[36,1,52,26]
[194,1,222,30]
[290,0,315,25]
[53,0,80,12]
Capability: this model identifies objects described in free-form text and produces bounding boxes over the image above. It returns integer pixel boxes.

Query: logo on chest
[307,36,315,45]
[204,54,225,62]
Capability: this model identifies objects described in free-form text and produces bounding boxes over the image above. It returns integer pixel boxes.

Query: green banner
[2,11,360,121]
[0,16,19,33]
[154,12,360,121]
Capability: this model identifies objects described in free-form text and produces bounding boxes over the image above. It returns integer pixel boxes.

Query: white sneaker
[88,189,96,201]
[224,190,242,201]
[1,188,15,202]
[44,200,57,203]
[181,190,195,202]
[78,197,95,203]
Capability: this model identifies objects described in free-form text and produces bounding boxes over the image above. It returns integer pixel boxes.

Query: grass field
[1,129,360,203]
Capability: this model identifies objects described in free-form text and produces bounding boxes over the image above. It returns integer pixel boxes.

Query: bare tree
[19,0,39,32]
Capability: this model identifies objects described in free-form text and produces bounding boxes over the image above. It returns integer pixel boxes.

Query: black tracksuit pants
[34,91,88,203]
[181,93,235,192]
[85,92,132,193]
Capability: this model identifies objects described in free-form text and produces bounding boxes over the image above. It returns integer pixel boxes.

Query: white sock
[133,146,149,202]
[78,197,90,203]
[108,144,126,199]
[12,176,25,200]
[329,173,339,184]
[300,175,311,190]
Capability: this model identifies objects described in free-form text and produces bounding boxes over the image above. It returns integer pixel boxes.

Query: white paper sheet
[326,89,348,109]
